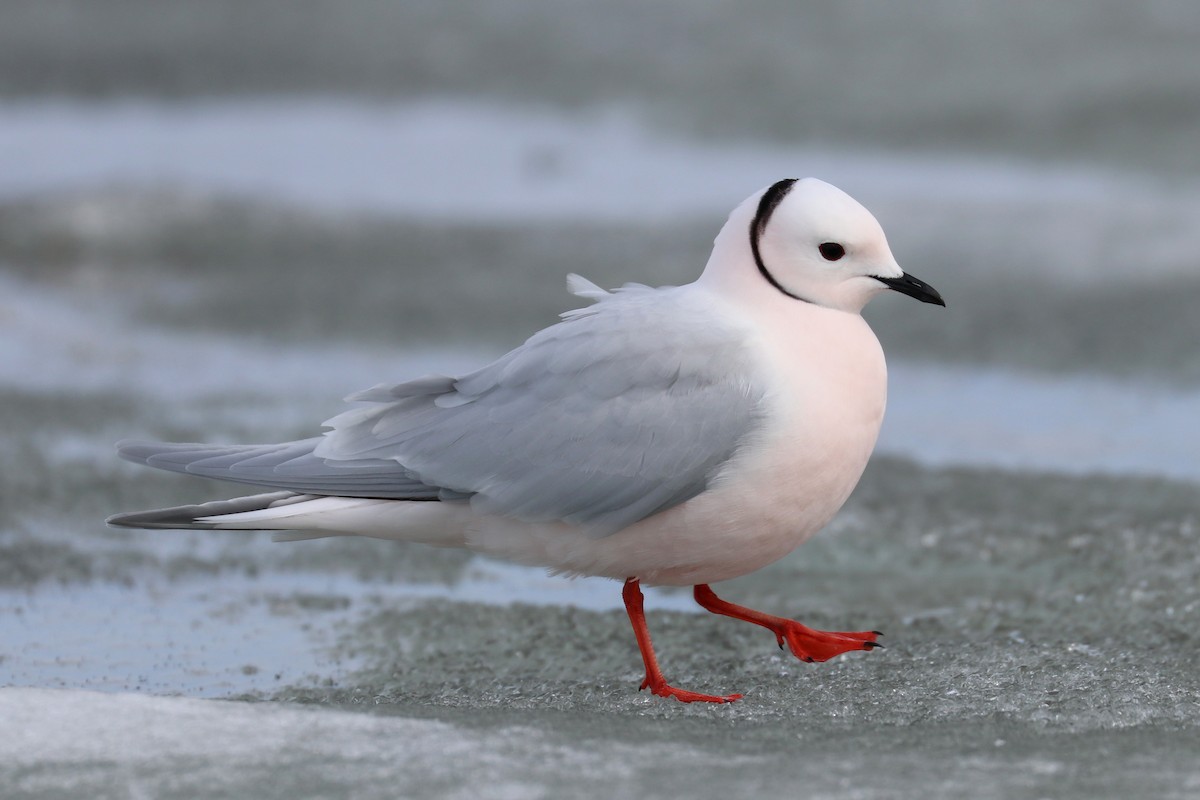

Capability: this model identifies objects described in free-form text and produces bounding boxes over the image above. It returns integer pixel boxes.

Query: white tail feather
[198,495,471,547]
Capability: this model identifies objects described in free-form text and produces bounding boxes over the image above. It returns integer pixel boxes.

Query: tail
[110,440,459,542]
[107,491,452,544]
[106,491,313,531]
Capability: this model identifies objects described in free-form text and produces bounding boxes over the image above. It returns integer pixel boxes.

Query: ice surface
[5,221,1200,799]
[22,685,1168,800]
[4,35,1200,796]
[1,688,775,800]
[0,99,1153,223]
[6,367,1200,797]
[883,365,1200,482]
[4,97,1200,296]
[0,564,698,697]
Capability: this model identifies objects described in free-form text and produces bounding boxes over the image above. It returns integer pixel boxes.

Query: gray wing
[120,284,767,536]
[313,284,766,535]
[115,437,457,500]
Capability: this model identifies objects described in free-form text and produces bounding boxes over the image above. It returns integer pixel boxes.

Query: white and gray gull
[109,177,945,703]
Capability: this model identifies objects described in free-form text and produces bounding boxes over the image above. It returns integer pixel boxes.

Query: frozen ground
[1,98,1171,222]
[4,687,1200,800]
[5,1,1200,173]
[4,440,1200,799]
[3,220,1200,797]
[6,102,1200,384]
[3,6,1200,795]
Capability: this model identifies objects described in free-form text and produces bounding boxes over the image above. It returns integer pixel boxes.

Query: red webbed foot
[623,578,743,704]
[693,584,883,663]
[772,621,882,663]
[640,674,742,704]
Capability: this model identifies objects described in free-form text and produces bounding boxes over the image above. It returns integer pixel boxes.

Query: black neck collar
[748,178,810,303]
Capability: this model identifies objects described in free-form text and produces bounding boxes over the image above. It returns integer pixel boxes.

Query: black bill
[876,273,946,307]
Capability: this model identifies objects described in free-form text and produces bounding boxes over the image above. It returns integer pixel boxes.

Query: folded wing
[123,284,767,536]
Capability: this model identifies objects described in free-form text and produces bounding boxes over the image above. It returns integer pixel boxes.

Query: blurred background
[5,0,1200,376]
[3,3,1200,797]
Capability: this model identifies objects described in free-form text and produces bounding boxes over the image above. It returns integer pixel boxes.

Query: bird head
[704,177,945,313]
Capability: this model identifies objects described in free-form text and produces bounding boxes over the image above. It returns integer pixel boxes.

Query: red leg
[693,584,882,663]
[622,578,742,704]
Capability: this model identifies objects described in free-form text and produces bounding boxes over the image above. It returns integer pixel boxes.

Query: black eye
[819,242,845,261]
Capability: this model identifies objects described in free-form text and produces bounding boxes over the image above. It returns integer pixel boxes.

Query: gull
[109,178,944,703]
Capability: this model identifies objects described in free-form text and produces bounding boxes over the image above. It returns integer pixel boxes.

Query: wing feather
[116,438,446,500]
[314,283,766,535]
[120,282,767,537]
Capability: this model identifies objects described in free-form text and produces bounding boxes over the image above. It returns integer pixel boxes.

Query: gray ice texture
[2,3,1200,799]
